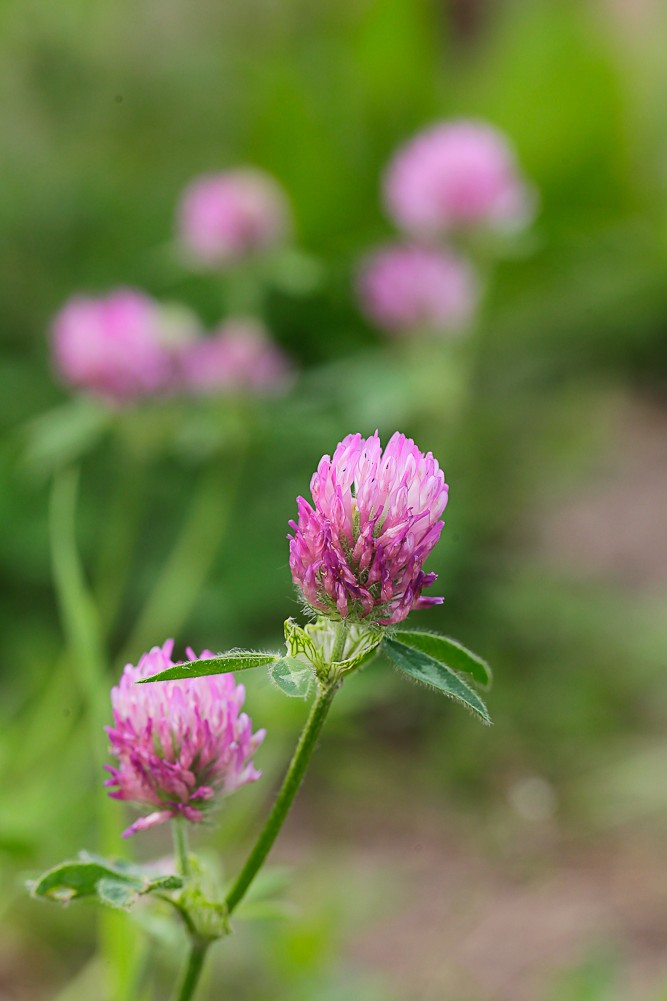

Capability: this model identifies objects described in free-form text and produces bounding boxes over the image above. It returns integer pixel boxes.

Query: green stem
[224,681,338,916]
[172,818,191,879]
[173,941,209,1001]
[94,446,148,639]
[50,469,139,999]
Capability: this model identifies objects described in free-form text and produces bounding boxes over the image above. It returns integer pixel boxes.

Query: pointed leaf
[29,856,183,908]
[139,651,280,684]
[391,630,492,687]
[270,658,315,698]
[384,639,491,724]
[30,861,143,904]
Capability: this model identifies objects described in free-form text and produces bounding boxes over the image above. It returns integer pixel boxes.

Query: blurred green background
[2,0,667,998]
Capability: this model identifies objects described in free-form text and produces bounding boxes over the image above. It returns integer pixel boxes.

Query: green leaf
[29,856,183,908]
[390,630,492,688]
[23,399,111,477]
[96,878,141,911]
[138,650,280,684]
[384,638,491,724]
[270,657,315,698]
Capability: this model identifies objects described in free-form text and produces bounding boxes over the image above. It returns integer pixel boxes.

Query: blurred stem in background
[49,468,140,1000]
[123,439,247,659]
[94,444,151,641]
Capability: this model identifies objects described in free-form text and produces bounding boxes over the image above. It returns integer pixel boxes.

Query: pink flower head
[179,319,292,396]
[105,640,265,837]
[357,243,477,335]
[288,432,448,626]
[177,169,291,267]
[384,119,534,236]
[51,288,175,404]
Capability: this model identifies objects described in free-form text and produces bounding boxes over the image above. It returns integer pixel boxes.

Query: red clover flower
[288,431,448,625]
[105,641,265,837]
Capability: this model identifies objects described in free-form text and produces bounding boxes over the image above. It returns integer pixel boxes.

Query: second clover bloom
[357,243,477,336]
[289,431,448,626]
[177,168,291,267]
[105,641,265,837]
[384,119,534,237]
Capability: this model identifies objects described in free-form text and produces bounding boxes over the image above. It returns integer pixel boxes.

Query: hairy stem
[172,818,191,879]
[224,681,338,915]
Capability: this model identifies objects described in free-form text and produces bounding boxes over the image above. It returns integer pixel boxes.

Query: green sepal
[29,853,183,909]
[270,657,316,698]
[284,617,383,680]
[384,638,491,724]
[390,629,492,688]
[138,650,280,684]
[284,619,321,668]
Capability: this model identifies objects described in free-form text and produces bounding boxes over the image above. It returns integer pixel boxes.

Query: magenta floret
[288,432,448,626]
[105,641,265,837]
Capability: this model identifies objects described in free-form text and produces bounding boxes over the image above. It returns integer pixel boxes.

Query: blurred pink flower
[105,640,265,837]
[289,431,448,625]
[357,243,477,335]
[177,169,291,267]
[51,289,177,404]
[384,119,534,236]
[179,319,292,396]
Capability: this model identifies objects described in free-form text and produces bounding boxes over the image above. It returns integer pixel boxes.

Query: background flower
[357,243,477,335]
[177,168,291,267]
[51,289,176,404]
[384,119,535,236]
[178,319,292,395]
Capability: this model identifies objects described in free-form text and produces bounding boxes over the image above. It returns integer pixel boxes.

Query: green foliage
[29,853,183,910]
[383,636,491,724]
[390,628,492,687]
[137,651,280,683]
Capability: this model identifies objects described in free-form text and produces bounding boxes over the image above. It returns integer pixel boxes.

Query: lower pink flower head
[357,244,477,335]
[179,319,292,396]
[289,431,448,626]
[384,119,534,236]
[105,641,265,837]
[51,289,175,404]
[177,169,291,267]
